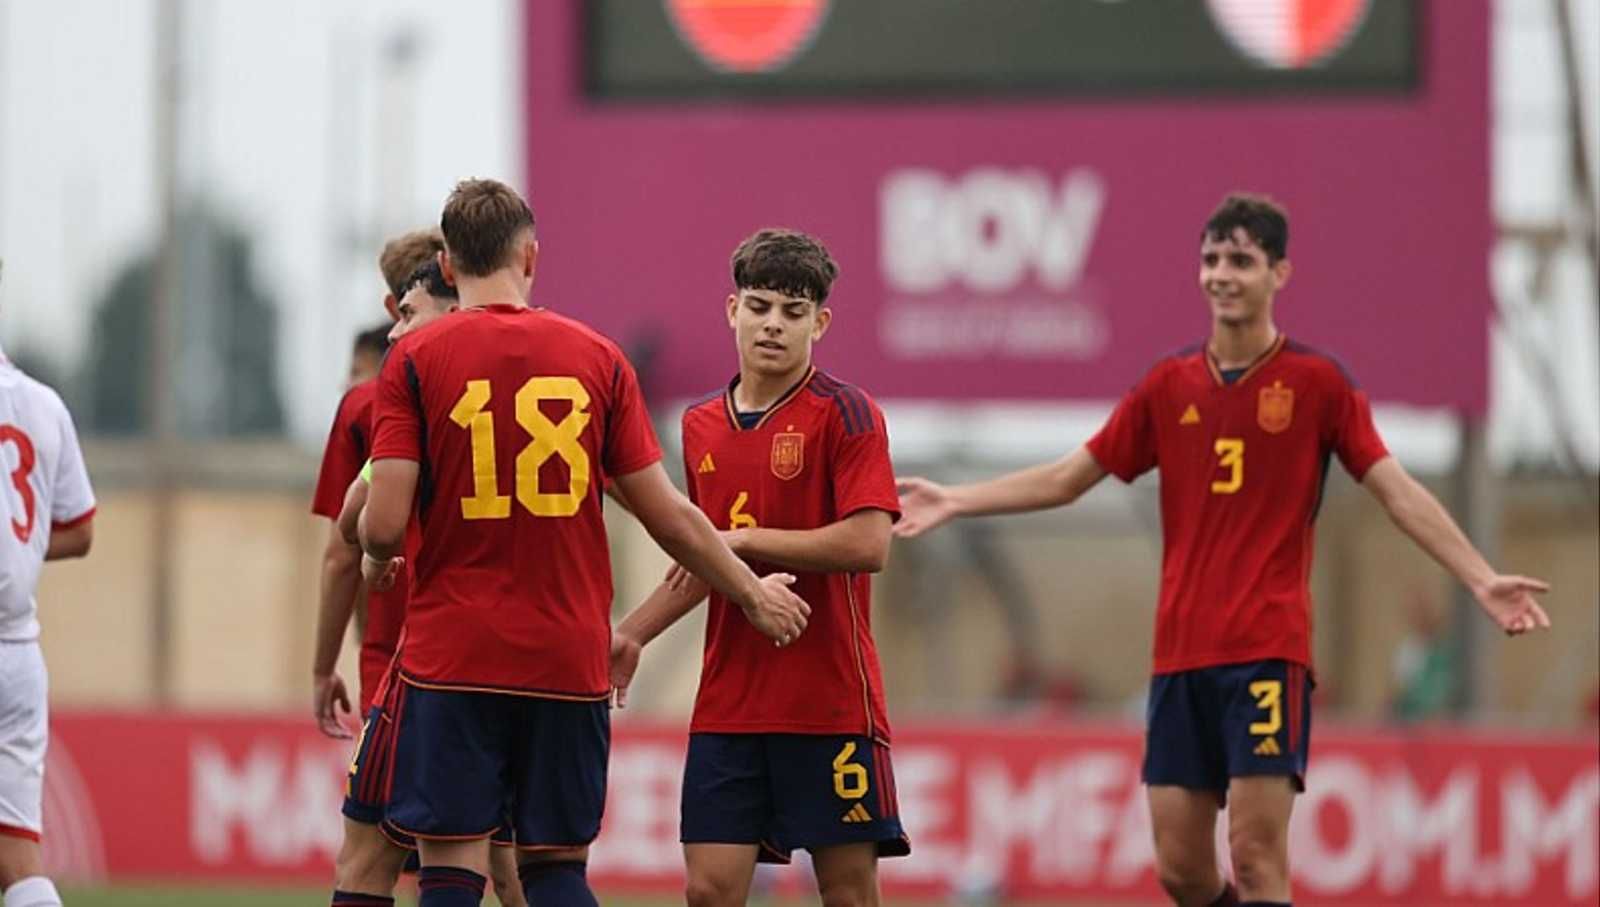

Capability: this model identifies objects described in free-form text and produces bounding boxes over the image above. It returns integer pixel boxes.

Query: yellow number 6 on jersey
[832,741,869,800]
[728,491,758,530]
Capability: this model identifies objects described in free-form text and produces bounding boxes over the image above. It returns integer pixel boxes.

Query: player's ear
[811,305,832,341]
[382,293,400,322]
[438,249,456,286]
[524,238,539,279]
[725,294,739,328]
[1272,257,1292,291]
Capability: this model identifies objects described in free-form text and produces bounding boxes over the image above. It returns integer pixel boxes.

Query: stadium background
[1,0,1597,904]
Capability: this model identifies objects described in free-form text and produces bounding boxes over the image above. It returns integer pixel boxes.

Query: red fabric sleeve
[310,388,367,517]
[1086,370,1159,483]
[601,355,663,478]
[831,399,901,522]
[1333,382,1389,480]
[370,344,423,464]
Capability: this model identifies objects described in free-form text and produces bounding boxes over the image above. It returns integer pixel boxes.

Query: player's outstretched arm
[727,509,892,574]
[612,462,810,645]
[44,520,93,560]
[610,571,712,708]
[895,446,1108,538]
[1362,457,1552,635]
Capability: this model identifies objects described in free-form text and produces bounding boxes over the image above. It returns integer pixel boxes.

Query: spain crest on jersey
[771,432,804,480]
[1258,381,1294,434]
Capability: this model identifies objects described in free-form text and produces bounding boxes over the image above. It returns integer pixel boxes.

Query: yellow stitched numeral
[728,491,758,530]
[1249,680,1282,736]
[1211,437,1244,494]
[515,377,592,517]
[451,380,512,519]
[450,376,592,519]
[832,741,870,800]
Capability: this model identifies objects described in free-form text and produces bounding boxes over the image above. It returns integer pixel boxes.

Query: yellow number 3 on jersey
[450,376,592,520]
[1211,437,1244,495]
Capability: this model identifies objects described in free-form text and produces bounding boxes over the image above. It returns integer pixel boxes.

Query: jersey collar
[1205,332,1286,387]
[722,365,816,432]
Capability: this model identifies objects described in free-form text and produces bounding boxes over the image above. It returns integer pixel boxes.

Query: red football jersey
[311,381,375,519]
[1088,336,1389,674]
[683,368,900,742]
[311,380,407,711]
[370,304,662,697]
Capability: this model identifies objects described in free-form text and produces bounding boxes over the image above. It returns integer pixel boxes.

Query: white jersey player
[0,333,95,907]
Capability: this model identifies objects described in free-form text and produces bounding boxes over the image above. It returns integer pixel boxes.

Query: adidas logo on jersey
[1180,404,1201,425]
[698,452,716,474]
[841,802,873,824]
[1254,737,1281,757]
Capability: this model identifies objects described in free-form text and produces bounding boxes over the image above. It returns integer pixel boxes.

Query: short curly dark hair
[1202,193,1289,263]
[730,228,839,305]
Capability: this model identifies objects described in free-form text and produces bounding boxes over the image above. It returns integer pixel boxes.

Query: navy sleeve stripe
[403,355,435,517]
[811,373,875,436]
[348,421,367,459]
[1284,339,1361,389]
[839,387,875,436]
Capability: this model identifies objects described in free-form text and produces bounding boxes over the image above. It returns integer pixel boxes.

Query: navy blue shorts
[1143,659,1313,801]
[384,681,609,848]
[343,687,515,851]
[681,733,911,863]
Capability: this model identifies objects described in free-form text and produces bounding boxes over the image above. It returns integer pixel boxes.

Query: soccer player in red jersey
[312,228,445,735]
[328,262,538,907]
[610,229,907,907]
[895,194,1551,907]
[360,180,810,907]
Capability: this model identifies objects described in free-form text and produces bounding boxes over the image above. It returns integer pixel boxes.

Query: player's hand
[1473,574,1552,636]
[740,573,810,646]
[893,476,957,538]
[609,631,643,709]
[361,553,402,591]
[313,671,354,739]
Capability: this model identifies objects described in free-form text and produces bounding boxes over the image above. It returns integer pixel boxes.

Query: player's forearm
[614,463,768,609]
[1376,467,1496,594]
[734,517,890,574]
[314,535,362,675]
[950,448,1099,518]
[337,479,368,546]
[360,459,418,558]
[616,581,708,649]
[644,499,766,609]
[45,522,93,560]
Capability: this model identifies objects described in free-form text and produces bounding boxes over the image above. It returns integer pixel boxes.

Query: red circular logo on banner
[1206,0,1372,69]
[666,0,831,74]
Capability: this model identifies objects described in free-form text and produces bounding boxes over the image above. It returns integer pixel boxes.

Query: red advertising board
[43,712,1598,902]
[523,0,1490,411]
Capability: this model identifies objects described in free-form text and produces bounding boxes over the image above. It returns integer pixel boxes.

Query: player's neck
[1208,319,1279,370]
[733,361,810,413]
[455,273,531,311]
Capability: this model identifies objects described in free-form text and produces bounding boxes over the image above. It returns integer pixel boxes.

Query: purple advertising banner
[524,1,1488,411]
